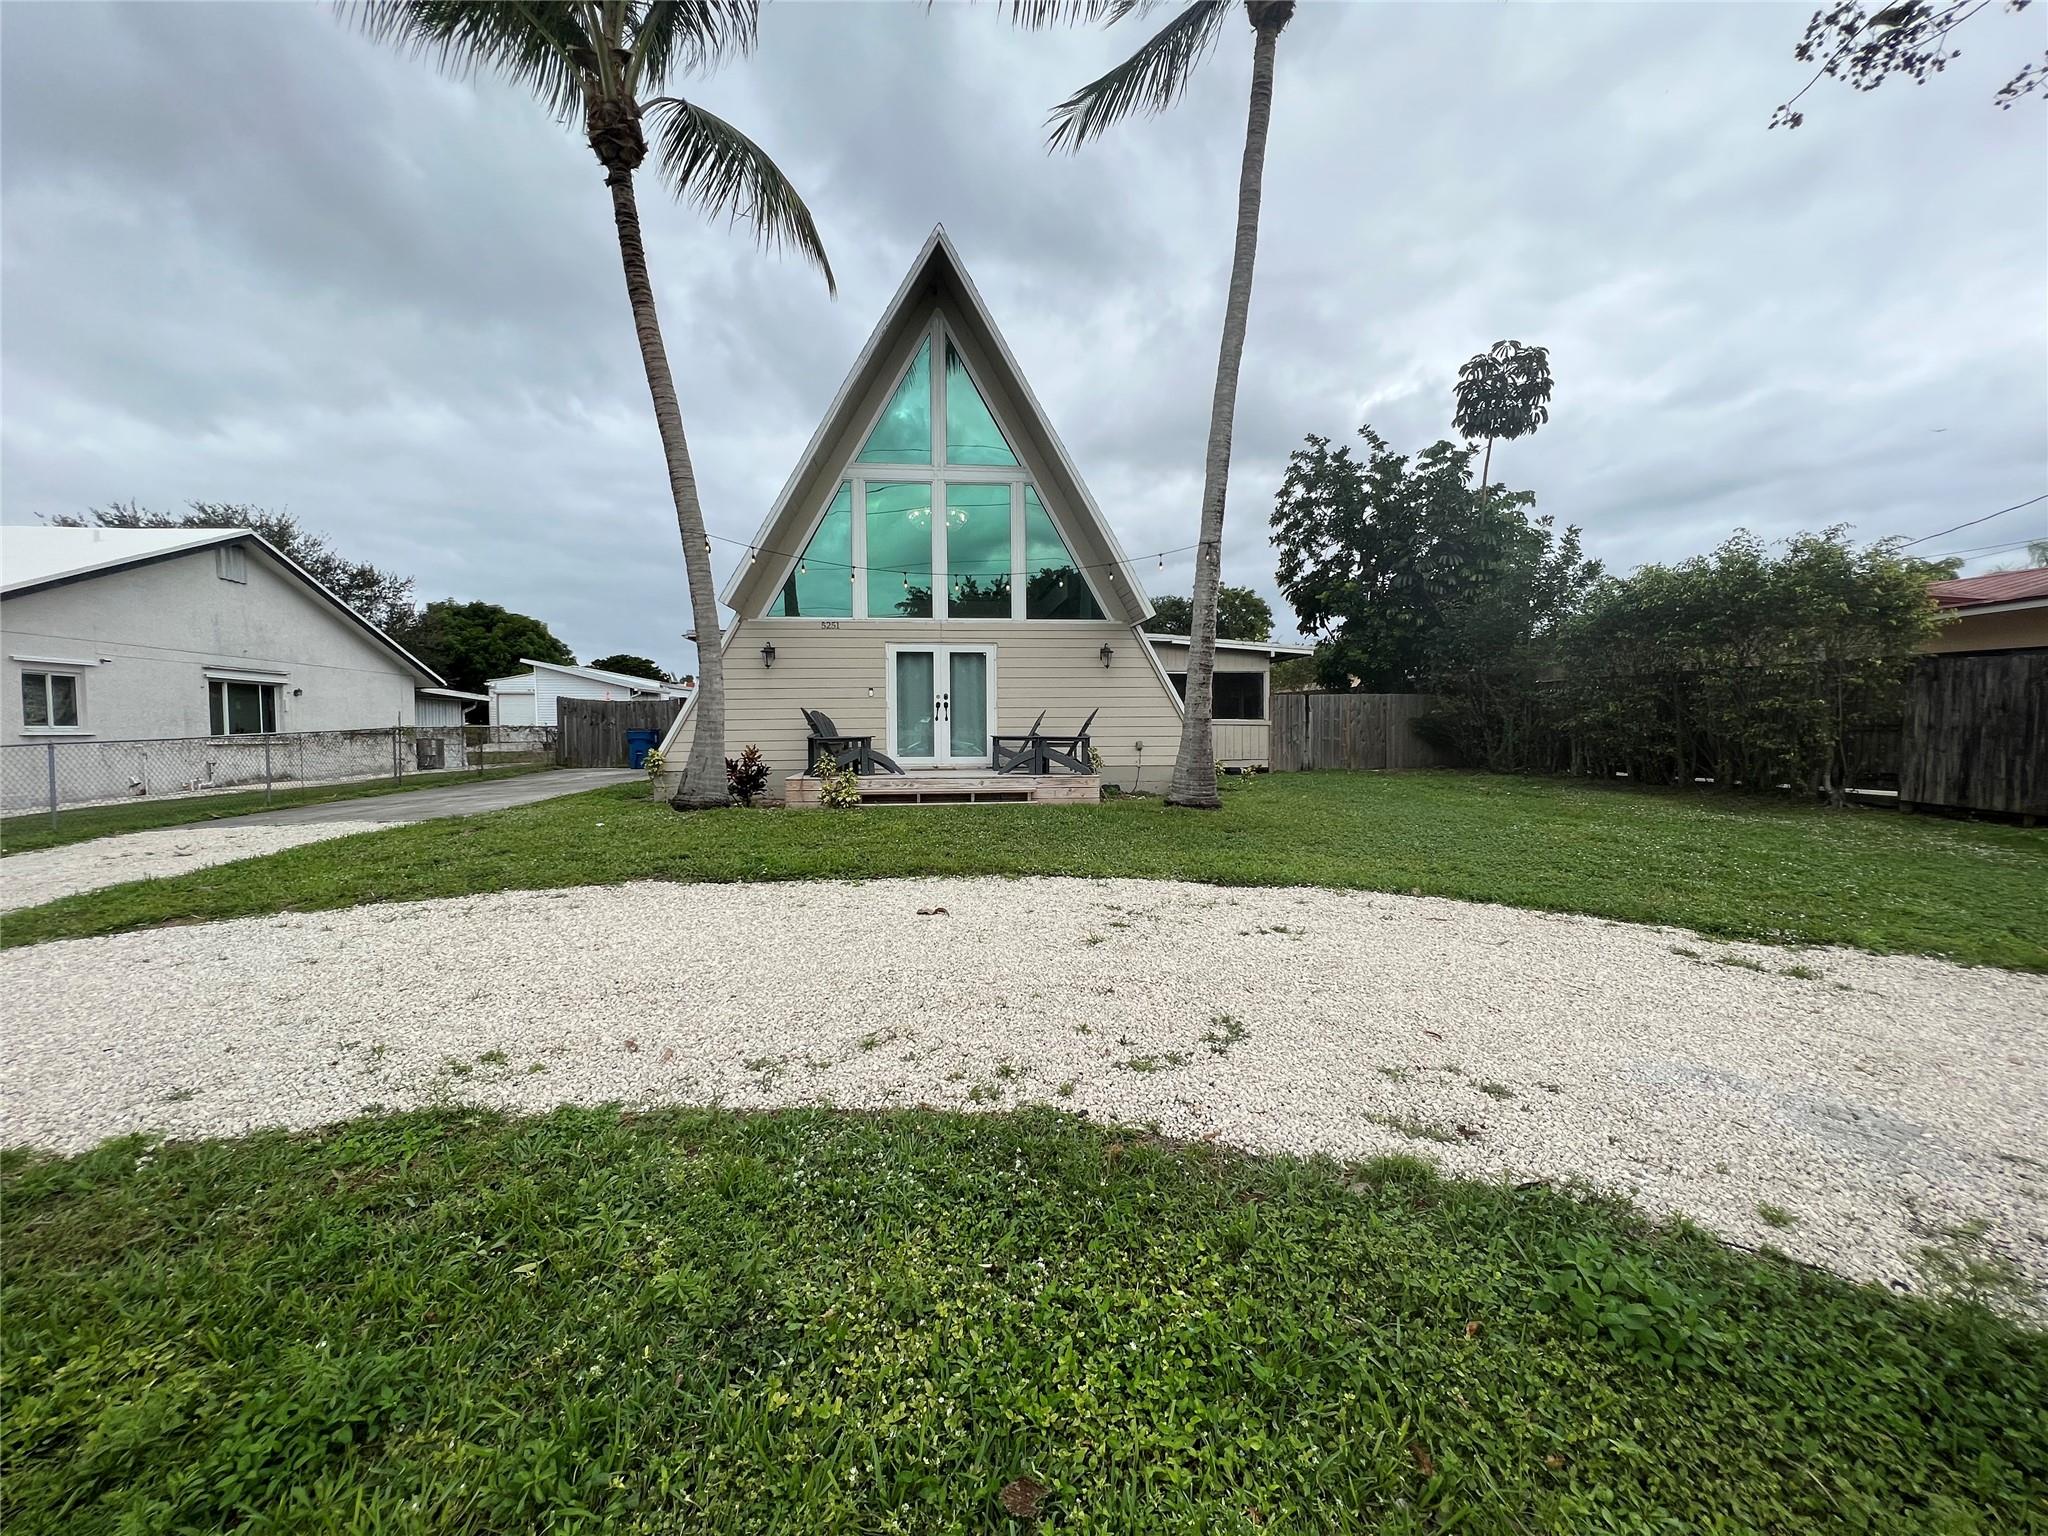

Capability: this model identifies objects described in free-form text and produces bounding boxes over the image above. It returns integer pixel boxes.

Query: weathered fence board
[1898,651,2046,818]
[1270,692,1448,773]
[556,697,687,768]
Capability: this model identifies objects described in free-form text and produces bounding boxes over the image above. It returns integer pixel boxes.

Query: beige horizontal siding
[1146,639,1271,676]
[1212,719,1269,767]
[662,617,1184,794]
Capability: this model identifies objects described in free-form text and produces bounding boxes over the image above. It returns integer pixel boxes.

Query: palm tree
[1453,340,1553,495]
[355,2,833,809]
[1020,0,1296,809]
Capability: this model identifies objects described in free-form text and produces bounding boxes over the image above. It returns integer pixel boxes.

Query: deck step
[784,771,1099,807]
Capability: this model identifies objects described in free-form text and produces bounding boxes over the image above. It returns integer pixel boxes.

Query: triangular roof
[487,658,691,695]
[719,227,1152,626]
[1,524,441,684]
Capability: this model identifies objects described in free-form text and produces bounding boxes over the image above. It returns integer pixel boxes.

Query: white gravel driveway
[3,876,2042,1300]
[0,823,379,913]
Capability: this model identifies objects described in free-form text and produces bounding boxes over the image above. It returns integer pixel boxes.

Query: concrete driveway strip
[1,769,639,912]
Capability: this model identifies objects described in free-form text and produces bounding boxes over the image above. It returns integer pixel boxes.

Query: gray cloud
[4,0,2043,671]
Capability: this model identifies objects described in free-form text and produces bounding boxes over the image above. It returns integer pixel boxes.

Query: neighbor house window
[209,679,278,734]
[21,671,80,729]
[763,322,1112,623]
[215,545,248,583]
[1168,671,1264,721]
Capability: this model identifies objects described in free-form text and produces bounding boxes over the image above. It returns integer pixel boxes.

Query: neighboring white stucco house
[1144,634,1313,769]
[1,525,439,747]
[486,659,691,727]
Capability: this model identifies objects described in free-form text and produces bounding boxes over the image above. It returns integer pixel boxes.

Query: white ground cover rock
[2,876,2042,1301]
[0,823,379,913]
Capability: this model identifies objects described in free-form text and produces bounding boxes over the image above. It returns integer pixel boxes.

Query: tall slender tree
[1453,340,1553,496]
[355,2,833,809]
[1020,0,1296,808]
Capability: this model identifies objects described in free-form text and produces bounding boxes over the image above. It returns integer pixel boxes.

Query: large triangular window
[764,319,1112,622]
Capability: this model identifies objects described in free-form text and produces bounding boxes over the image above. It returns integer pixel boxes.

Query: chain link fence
[2,726,558,824]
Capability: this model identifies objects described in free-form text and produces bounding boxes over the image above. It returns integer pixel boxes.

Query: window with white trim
[1168,671,1265,721]
[765,320,1106,621]
[209,679,278,734]
[20,671,81,729]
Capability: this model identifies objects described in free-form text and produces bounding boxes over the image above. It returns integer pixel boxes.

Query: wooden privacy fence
[1269,692,1449,773]
[556,697,687,768]
[1899,651,2046,819]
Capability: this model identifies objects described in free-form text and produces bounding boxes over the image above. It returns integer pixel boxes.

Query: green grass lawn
[3,1106,2040,1533]
[0,763,553,856]
[4,772,2042,967]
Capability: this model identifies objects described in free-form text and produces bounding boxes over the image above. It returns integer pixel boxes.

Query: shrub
[815,757,860,810]
[641,747,665,779]
[725,745,769,807]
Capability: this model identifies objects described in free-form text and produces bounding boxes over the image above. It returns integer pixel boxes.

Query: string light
[700,527,1206,586]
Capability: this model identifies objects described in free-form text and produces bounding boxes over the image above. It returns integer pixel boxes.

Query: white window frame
[759,319,1113,623]
[18,667,87,734]
[208,677,281,736]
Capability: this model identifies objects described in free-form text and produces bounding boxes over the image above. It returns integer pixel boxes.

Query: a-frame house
[653,227,1186,801]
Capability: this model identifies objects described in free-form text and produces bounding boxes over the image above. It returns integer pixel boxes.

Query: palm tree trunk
[1166,10,1287,809]
[606,168,728,809]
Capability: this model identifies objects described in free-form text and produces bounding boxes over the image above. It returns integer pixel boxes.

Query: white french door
[887,645,996,767]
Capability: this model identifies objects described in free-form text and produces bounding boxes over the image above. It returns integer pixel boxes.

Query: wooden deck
[784,770,1100,806]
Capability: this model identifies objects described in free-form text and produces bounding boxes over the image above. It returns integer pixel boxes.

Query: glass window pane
[949,650,988,758]
[857,342,932,464]
[1023,487,1103,620]
[22,673,49,728]
[895,651,935,758]
[260,685,277,732]
[1216,672,1264,720]
[866,482,933,618]
[210,680,225,735]
[768,484,854,618]
[944,342,1016,466]
[945,483,1011,618]
[226,682,265,734]
[49,674,78,727]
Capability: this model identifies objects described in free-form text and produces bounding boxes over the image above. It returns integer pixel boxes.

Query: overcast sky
[4,1,2044,670]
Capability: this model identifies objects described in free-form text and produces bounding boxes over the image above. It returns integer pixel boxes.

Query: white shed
[486,659,690,727]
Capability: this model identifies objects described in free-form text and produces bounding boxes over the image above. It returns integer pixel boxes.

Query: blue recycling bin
[625,728,662,770]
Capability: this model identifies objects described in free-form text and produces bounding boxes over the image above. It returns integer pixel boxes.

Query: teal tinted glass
[857,342,932,464]
[895,651,935,757]
[949,651,988,757]
[865,482,934,618]
[768,483,853,617]
[944,342,1016,466]
[946,483,1012,618]
[1024,487,1103,620]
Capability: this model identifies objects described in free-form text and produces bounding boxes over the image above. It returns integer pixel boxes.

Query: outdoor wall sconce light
[1099,643,1114,669]
[760,642,777,670]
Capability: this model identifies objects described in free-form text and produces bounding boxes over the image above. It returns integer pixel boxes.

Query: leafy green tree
[394,601,575,695]
[586,653,674,683]
[1271,426,1597,693]
[1143,584,1272,641]
[1453,341,1553,494]
[48,501,414,631]
[1022,0,1298,808]
[359,3,832,810]
[1269,653,1318,692]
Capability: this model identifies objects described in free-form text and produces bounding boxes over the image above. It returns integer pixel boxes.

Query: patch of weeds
[1539,1082,1563,1094]
[1376,1065,1410,1083]
[1366,1112,1460,1145]
[1670,945,1702,959]
[1439,1064,1465,1078]
[856,1030,895,1053]
[944,1067,967,1083]
[478,1049,509,1067]
[1757,1203,1797,1229]
[1541,1239,1727,1371]
[744,1055,788,1090]
[1713,1161,1730,1175]
[1715,953,1769,973]
[162,1087,196,1104]
[1914,1218,2032,1314]
[1779,964,1822,981]
[526,1063,547,1076]
[1081,933,1106,947]
[1478,1081,1515,1101]
[1350,1153,1439,1191]
[966,1082,1001,1104]
[1200,1013,1248,1057]
[993,1061,1020,1081]
[442,1057,475,1080]
[1117,1051,1192,1075]
[1056,1080,1077,1098]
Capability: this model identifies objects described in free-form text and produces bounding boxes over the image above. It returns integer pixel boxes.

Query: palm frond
[1046,0,1233,152]
[351,2,597,120]
[628,1,760,94]
[644,96,836,295]
[1005,0,1150,30]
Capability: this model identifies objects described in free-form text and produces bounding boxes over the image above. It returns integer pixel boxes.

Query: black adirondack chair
[1036,709,1098,775]
[801,708,904,775]
[991,711,1046,774]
